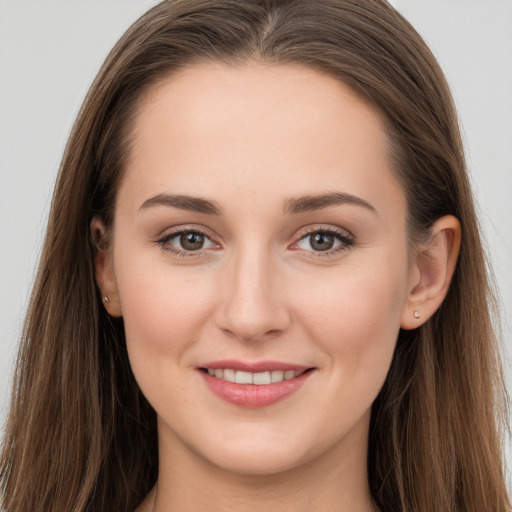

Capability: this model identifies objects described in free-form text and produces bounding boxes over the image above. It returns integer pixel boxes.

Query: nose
[215,247,291,343]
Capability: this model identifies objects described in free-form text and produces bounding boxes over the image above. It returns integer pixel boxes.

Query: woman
[1,0,509,511]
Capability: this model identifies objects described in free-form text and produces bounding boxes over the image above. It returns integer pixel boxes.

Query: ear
[401,215,461,330]
[90,217,123,317]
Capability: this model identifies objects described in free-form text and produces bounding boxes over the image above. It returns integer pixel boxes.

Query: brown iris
[309,232,335,251]
[180,232,205,250]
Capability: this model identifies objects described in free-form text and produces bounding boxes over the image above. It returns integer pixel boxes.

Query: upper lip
[199,360,311,373]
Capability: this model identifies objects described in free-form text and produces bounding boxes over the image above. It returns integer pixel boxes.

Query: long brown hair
[1,1,509,510]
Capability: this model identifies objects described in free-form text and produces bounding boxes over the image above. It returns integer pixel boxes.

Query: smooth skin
[92,62,460,512]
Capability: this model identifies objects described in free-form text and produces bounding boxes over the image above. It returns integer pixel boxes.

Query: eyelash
[292,226,355,257]
[156,226,355,259]
[156,226,219,259]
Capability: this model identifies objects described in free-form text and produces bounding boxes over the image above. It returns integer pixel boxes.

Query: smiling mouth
[201,368,309,385]
[199,365,315,408]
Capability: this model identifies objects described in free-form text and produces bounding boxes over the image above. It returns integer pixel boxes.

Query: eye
[293,228,354,254]
[157,229,217,254]
[176,231,210,251]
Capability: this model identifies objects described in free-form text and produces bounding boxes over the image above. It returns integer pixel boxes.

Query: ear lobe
[401,215,461,330]
[90,217,123,317]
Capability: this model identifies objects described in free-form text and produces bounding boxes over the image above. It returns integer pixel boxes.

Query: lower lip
[200,370,313,408]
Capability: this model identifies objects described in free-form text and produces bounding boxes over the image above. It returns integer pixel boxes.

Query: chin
[187,422,344,478]
[205,445,310,476]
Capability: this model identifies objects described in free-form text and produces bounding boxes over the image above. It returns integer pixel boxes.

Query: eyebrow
[139,191,376,216]
[284,192,377,215]
[140,194,222,215]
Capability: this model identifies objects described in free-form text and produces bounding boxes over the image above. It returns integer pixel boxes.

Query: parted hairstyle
[1,1,510,511]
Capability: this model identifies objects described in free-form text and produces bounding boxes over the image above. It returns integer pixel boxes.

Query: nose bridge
[216,242,290,342]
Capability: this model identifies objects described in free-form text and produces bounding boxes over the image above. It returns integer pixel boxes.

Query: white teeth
[271,370,284,383]
[223,368,236,382]
[235,370,253,384]
[206,368,305,384]
[253,372,271,385]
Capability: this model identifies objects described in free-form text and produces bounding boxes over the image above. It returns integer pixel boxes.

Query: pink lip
[198,360,314,409]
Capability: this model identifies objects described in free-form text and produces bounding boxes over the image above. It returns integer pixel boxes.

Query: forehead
[135,62,387,156]
[119,62,405,222]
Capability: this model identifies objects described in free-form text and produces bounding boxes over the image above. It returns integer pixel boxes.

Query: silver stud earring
[102,296,110,304]
[414,311,420,319]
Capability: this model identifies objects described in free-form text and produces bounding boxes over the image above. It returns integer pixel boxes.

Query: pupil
[180,232,204,250]
[311,233,334,251]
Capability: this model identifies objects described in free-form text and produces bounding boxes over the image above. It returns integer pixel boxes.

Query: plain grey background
[1,0,511,482]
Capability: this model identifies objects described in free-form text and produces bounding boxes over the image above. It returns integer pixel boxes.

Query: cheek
[288,259,408,444]
[115,258,220,415]
[114,252,216,366]
[294,253,408,380]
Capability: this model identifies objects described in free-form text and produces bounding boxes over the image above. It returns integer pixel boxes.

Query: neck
[139,414,378,512]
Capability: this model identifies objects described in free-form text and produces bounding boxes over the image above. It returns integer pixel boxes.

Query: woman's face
[102,63,418,475]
